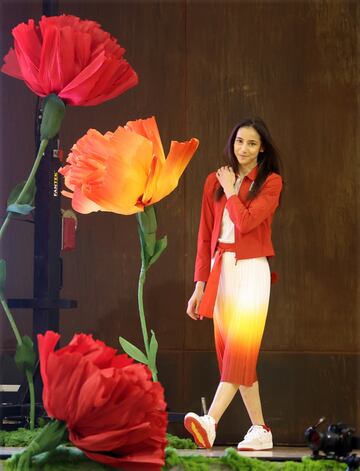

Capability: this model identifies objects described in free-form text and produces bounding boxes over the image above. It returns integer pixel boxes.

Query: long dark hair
[215,117,283,201]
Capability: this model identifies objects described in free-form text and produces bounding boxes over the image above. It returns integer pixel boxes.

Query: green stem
[0,213,12,241]
[10,420,68,470]
[138,265,150,358]
[25,368,35,431]
[0,139,48,433]
[0,138,48,242]
[137,264,158,382]
[0,294,36,430]
[0,292,22,345]
[152,366,158,382]
[17,138,49,204]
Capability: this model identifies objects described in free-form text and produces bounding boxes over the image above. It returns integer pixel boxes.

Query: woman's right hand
[186,282,205,320]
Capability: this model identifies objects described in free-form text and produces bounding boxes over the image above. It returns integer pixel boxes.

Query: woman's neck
[238,162,257,178]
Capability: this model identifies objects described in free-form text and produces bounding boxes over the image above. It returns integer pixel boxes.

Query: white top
[218,176,243,243]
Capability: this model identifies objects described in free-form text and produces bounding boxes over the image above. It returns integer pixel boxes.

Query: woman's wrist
[224,188,236,199]
[195,281,205,292]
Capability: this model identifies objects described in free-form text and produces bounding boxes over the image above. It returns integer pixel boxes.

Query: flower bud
[40,94,66,140]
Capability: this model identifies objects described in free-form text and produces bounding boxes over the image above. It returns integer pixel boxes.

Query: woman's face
[233,126,263,169]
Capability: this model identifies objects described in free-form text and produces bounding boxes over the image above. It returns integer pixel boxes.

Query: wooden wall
[0,0,41,391]
[0,0,358,445]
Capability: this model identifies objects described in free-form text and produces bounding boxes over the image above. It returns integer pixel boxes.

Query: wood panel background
[0,0,358,445]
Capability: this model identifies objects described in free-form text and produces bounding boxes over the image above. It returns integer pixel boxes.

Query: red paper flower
[38,331,167,470]
[1,15,138,106]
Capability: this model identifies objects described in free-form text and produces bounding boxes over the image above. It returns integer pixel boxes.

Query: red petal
[44,352,98,421]
[111,354,133,369]
[70,423,150,451]
[11,20,45,95]
[38,24,67,94]
[57,333,118,369]
[37,331,61,415]
[1,48,23,79]
[58,51,107,104]
[80,59,138,107]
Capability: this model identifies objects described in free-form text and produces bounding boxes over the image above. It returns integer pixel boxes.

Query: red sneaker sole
[184,416,212,448]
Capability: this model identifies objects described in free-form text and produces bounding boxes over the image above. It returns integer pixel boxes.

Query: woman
[184,117,283,451]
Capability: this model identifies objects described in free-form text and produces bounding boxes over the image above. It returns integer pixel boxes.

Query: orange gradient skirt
[213,255,271,387]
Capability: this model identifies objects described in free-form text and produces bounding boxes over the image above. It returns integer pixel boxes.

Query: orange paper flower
[59,117,199,214]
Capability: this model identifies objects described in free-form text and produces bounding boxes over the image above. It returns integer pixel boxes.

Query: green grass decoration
[1,430,348,470]
[3,446,111,470]
[164,448,347,471]
[166,433,197,449]
[0,428,42,447]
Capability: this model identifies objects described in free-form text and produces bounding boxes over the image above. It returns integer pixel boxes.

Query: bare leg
[239,380,265,425]
[208,381,238,423]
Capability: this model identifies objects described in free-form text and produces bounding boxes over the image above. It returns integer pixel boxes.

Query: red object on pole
[61,210,77,251]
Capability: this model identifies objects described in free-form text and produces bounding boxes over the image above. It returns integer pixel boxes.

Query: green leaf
[143,232,156,258]
[148,330,158,376]
[148,236,167,268]
[136,205,157,234]
[119,337,148,365]
[40,94,66,140]
[7,203,35,215]
[15,336,36,373]
[7,179,36,207]
[0,259,6,291]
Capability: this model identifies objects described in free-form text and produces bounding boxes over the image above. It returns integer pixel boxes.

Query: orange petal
[125,116,165,163]
[151,138,199,204]
[141,155,162,205]
[82,128,153,214]
[70,187,105,214]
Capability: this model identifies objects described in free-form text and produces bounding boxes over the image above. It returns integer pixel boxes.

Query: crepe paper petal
[125,116,166,163]
[1,48,23,79]
[60,117,199,215]
[36,331,167,470]
[151,138,199,204]
[1,14,138,107]
[37,331,60,413]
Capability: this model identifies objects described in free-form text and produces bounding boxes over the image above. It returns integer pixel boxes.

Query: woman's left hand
[216,166,236,197]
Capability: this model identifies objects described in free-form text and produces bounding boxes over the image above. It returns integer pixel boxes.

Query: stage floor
[0,446,311,460]
[1,446,359,469]
[177,446,313,460]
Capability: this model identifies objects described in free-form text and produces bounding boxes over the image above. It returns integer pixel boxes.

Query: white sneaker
[184,412,216,448]
[237,425,273,450]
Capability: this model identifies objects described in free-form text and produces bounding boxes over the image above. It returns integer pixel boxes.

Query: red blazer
[194,166,283,282]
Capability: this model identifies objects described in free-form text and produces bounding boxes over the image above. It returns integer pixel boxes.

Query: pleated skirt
[213,254,271,387]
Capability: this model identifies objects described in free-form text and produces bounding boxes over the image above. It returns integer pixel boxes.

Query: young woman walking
[185,117,283,451]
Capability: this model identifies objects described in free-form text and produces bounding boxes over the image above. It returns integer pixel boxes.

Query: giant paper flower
[59,116,199,214]
[1,15,138,106]
[37,331,167,470]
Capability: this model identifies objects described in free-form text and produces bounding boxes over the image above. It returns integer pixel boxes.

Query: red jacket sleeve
[225,173,282,234]
[194,174,216,282]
